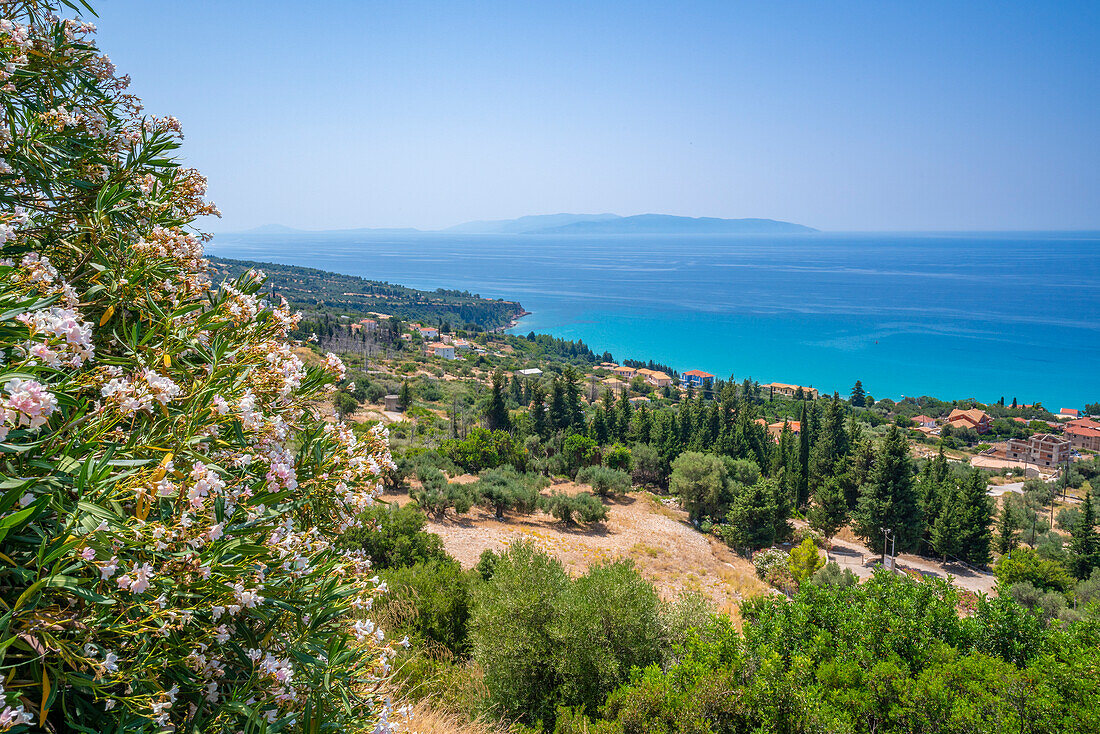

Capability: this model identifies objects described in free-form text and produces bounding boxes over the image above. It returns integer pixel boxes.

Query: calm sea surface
[208,231,1100,409]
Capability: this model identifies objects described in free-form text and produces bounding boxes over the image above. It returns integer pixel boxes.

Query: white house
[430,343,455,360]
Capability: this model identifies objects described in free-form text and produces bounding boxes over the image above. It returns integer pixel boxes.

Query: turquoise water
[208,231,1100,409]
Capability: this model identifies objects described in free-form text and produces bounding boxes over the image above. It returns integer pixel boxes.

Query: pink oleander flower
[2,378,58,431]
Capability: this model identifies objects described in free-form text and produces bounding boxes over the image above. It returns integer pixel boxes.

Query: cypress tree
[549,376,567,431]
[530,382,549,438]
[485,370,511,431]
[561,365,584,429]
[797,402,810,507]
[601,389,617,436]
[958,469,993,566]
[811,395,848,491]
[995,502,1019,554]
[678,401,695,449]
[399,380,412,411]
[918,447,949,542]
[591,408,609,444]
[618,389,633,440]
[852,425,923,553]
[931,482,964,562]
[1070,489,1100,580]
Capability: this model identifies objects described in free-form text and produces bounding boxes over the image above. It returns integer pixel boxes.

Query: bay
[208,231,1100,409]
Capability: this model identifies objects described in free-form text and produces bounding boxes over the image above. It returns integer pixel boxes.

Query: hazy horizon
[94,2,1100,233]
[214,216,1100,235]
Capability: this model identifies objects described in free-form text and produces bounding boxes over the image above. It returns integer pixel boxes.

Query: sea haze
[208,231,1100,409]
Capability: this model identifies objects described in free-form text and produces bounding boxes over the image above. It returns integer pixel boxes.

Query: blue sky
[92,1,1099,232]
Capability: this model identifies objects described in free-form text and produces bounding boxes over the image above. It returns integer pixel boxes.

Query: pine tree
[809,475,849,542]
[1070,488,1100,580]
[850,380,866,407]
[852,425,923,553]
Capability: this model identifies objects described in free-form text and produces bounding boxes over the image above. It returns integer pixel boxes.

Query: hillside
[209,256,525,331]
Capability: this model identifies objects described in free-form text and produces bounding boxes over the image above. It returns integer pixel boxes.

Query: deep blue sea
[208,231,1100,409]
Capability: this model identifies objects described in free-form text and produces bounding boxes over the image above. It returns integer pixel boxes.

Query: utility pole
[881,527,896,571]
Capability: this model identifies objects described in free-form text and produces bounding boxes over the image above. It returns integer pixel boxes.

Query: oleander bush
[0,2,399,731]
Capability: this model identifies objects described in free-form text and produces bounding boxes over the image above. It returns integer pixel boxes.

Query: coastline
[208,231,1100,410]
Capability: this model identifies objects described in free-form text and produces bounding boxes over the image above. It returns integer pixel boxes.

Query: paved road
[987,481,1025,497]
[826,536,997,595]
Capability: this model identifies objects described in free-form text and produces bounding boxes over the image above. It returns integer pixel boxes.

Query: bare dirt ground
[386,480,768,620]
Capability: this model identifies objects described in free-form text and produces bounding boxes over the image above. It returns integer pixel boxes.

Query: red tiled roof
[683,369,714,378]
[1066,419,1100,437]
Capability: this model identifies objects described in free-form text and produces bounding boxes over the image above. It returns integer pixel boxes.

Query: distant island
[231,212,816,236]
[527,214,817,235]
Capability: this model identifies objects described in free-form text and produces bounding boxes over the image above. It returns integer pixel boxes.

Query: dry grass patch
[401,700,507,734]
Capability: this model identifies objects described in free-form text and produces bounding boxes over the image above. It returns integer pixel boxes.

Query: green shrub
[604,443,633,472]
[378,559,474,655]
[576,465,632,497]
[342,502,447,570]
[471,544,662,728]
[752,547,790,579]
[471,542,571,725]
[473,466,546,519]
[442,426,526,473]
[995,547,1074,595]
[788,538,826,586]
[335,390,360,415]
[550,560,663,714]
[542,491,608,525]
[811,560,859,588]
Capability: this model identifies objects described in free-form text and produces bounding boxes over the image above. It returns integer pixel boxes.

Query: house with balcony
[946,408,992,434]
[681,369,715,388]
[1065,418,1100,452]
[613,365,638,380]
[636,368,673,388]
[429,342,455,360]
[763,382,819,400]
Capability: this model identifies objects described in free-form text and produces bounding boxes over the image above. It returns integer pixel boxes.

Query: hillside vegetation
[210,256,525,331]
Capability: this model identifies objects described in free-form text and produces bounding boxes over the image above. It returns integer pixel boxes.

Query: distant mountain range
[234,213,815,236]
